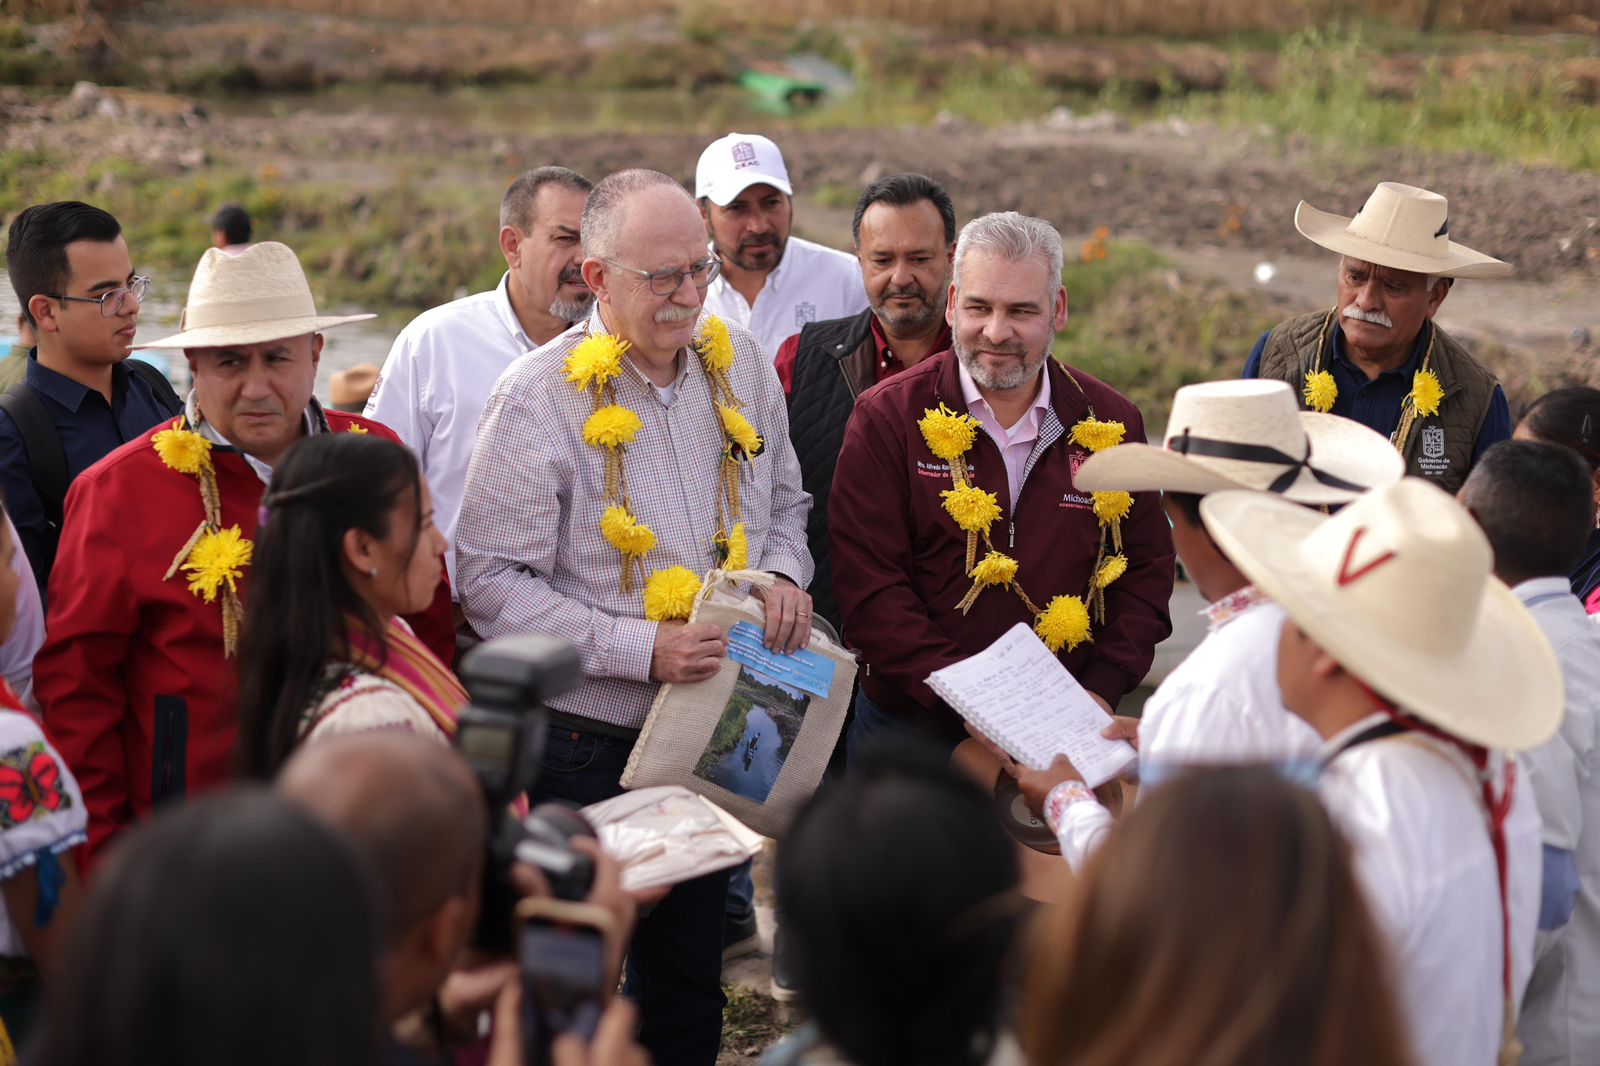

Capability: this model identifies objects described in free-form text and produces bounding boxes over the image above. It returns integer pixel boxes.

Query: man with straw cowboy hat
[1200,478,1555,1066]
[1011,379,1405,869]
[1245,181,1513,494]
[33,241,454,868]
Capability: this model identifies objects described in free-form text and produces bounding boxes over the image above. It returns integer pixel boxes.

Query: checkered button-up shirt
[455,308,813,729]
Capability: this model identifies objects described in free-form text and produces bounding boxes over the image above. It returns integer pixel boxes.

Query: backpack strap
[125,357,184,416]
[0,383,69,532]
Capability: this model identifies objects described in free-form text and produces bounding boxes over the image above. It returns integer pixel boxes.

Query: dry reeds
[64,0,1599,33]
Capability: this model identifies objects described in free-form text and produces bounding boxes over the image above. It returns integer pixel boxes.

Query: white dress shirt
[1514,576,1600,1066]
[1320,714,1541,1066]
[365,273,544,585]
[702,236,867,361]
[1051,592,1321,870]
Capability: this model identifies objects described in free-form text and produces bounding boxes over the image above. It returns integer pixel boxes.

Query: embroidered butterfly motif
[0,743,71,828]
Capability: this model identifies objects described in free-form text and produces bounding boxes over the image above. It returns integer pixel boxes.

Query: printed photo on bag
[693,666,807,804]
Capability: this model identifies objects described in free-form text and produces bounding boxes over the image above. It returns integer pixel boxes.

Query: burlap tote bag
[620,569,857,838]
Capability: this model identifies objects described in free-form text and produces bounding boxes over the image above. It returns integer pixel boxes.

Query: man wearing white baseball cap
[1245,181,1513,494]
[1201,478,1555,1066]
[33,241,455,869]
[695,132,866,361]
[1013,379,1404,868]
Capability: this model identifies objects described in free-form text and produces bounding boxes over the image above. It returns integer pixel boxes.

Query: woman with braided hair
[235,432,462,780]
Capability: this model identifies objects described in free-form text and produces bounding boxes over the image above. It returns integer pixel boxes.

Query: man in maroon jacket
[35,242,455,869]
[830,212,1174,760]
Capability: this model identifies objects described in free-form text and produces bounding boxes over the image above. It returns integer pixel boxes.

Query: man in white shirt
[365,166,594,585]
[1460,441,1600,1066]
[1194,479,1553,1066]
[695,133,866,361]
[1015,380,1401,867]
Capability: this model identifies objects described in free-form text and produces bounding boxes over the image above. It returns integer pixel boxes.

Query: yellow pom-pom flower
[1303,370,1338,414]
[940,483,1002,535]
[565,334,629,393]
[970,551,1018,588]
[1069,417,1126,454]
[1035,595,1092,653]
[1092,490,1134,525]
[1409,369,1444,418]
[182,525,252,603]
[583,405,643,450]
[718,405,764,457]
[600,505,657,558]
[1095,553,1128,588]
[716,523,749,572]
[643,566,702,622]
[695,315,735,373]
[918,403,979,462]
[152,421,213,475]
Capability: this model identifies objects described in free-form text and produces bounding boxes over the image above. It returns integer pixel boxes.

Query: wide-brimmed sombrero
[1200,479,1561,752]
[136,241,375,350]
[1295,182,1511,280]
[1075,380,1403,506]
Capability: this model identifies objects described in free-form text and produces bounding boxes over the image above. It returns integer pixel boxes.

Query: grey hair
[581,169,694,262]
[952,211,1064,296]
[499,166,593,233]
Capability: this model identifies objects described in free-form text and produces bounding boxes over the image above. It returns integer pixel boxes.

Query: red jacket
[829,351,1175,739]
[35,410,455,869]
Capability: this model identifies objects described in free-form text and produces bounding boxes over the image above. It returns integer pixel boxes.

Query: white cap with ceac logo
[694,132,794,207]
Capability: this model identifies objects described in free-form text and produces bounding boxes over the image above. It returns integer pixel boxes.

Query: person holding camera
[234,432,465,779]
[455,168,813,1066]
[280,730,648,1066]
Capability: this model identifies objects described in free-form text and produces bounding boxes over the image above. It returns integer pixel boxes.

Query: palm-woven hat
[1075,380,1403,506]
[136,241,374,350]
[1200,478,1561,752]
[1295,181,1511,280]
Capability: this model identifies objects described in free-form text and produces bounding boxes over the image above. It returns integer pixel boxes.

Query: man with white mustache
[695,133,867,361]
[1246,182,1513,493]
[366,166,595,591]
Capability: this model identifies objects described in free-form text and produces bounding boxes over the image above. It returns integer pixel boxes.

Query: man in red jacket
[35,242,455,869]
[830,212,1174,760]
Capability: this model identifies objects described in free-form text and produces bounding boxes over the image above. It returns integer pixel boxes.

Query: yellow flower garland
[1303,310,1446,453]
[568,315,756,621]
[917,373,1136,653]
[152,417,251,656]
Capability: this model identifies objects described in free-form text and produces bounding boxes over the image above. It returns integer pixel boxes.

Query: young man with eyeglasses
[455,168,811,1066]
[1,201,180,598]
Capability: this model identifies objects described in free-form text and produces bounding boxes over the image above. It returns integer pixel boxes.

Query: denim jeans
[846,687,960,771]
[534,724,729,1066]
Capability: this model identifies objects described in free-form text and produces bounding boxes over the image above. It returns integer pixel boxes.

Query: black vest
[787,310,878,628]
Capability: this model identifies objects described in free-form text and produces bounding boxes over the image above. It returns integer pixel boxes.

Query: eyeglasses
[604,257,721,296]
[49,275,150,318]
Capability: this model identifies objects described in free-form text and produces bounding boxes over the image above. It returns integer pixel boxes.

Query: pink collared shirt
[957,360,1051,509]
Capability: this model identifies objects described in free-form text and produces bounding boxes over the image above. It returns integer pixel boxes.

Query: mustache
[740,235,779,250]
[1343,304,1394,329]
[653,304,699,324]
[558,267,587,287]
[880,284,930,302]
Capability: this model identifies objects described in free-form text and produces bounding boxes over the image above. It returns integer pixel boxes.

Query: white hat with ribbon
[1074,379,1403,505]
[1200,478,1561,751]
[135,241,375,350]
[1295,181,1511,280]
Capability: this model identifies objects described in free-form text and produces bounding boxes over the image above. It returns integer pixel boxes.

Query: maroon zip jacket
[829,350,1175,740]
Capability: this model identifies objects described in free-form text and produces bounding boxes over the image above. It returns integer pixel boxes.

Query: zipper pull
[1009,521,1015,549]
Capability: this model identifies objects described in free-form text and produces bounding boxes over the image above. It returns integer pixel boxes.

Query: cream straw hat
[135,241,375,350]
[1075,380,1403,506]
[1200,479,1561,751]
[1295,182,1511,280]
